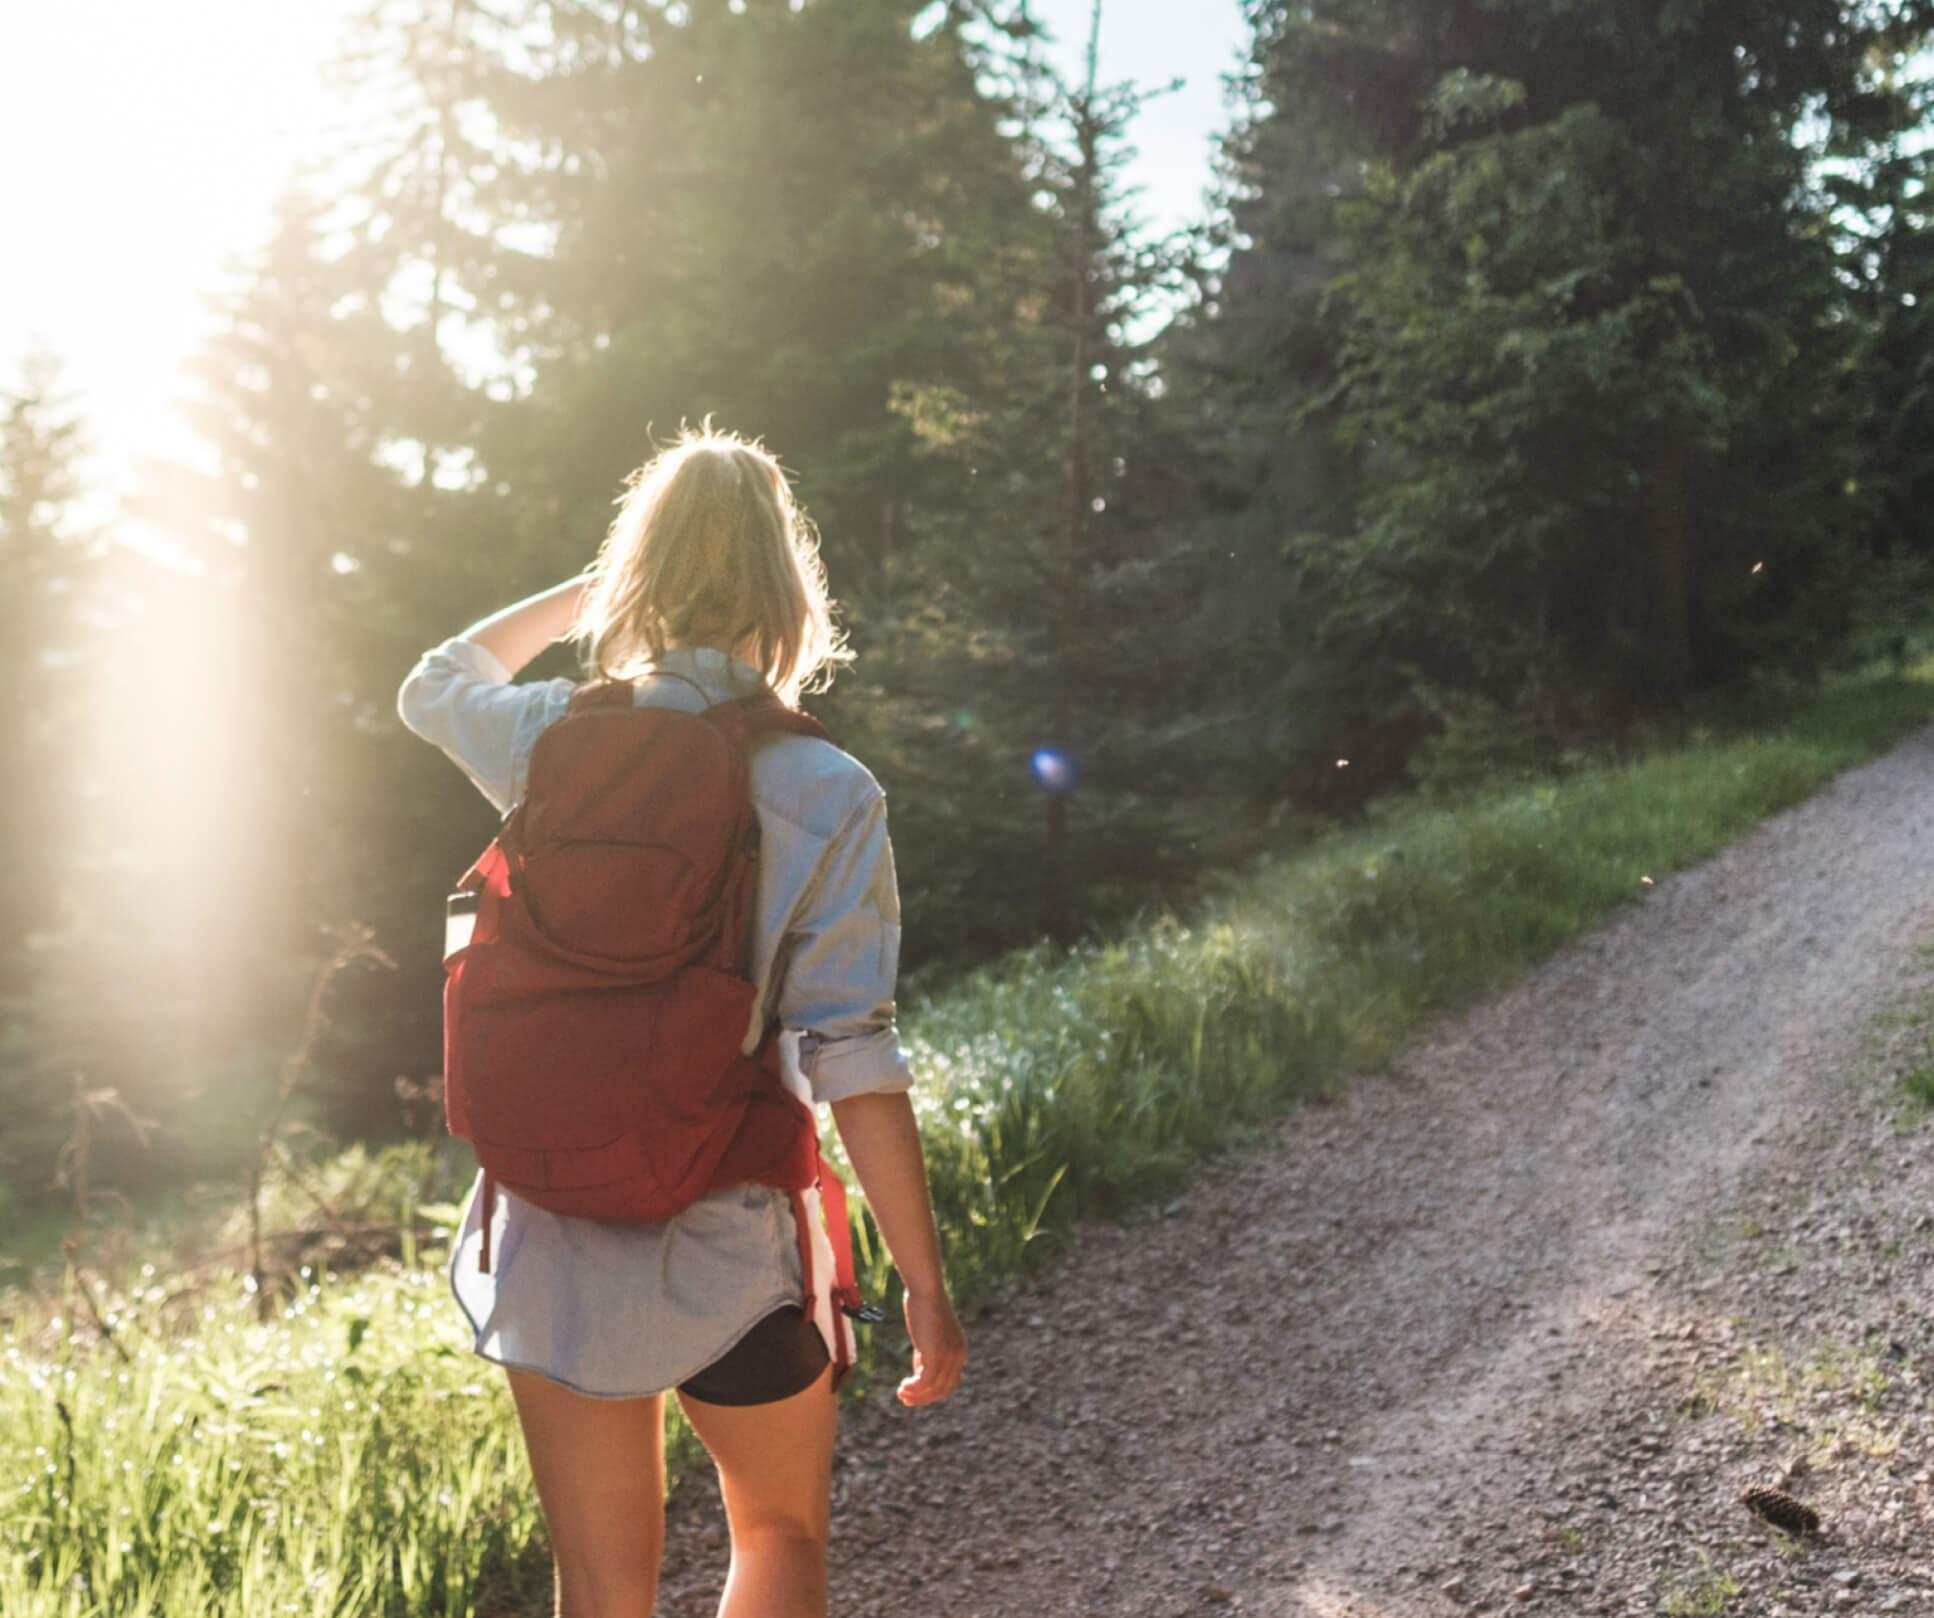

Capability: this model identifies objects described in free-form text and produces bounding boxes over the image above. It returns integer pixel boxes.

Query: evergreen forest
[5,0,1934,1214]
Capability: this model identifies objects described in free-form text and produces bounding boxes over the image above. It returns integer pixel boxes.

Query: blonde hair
[571,425,850,703]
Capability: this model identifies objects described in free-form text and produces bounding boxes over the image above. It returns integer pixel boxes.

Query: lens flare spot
[1030,748,1078,796]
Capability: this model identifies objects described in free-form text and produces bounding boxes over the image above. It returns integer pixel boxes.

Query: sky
[0,0,1250,499]
[1029,0,1252,238]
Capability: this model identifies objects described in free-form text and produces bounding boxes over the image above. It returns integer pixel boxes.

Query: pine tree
[0,354,92,985]
[1830,26,1934,637]
[1190,0,1934,795]
[845,0,1210,951]
[0,354,116,1198]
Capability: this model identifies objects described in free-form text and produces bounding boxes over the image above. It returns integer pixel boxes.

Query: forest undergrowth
[6,666,1934,1618]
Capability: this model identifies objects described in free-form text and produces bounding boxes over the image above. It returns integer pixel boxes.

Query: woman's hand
[897,1285,966,1407]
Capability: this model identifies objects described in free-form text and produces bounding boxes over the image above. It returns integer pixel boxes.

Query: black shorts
[676,1305,829,1406]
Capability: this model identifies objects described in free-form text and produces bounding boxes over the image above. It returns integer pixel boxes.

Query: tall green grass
[2,1266,545,1618]
[6,669,1931,1616]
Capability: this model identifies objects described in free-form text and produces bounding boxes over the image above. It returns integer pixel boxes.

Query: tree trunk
[1647,443,1694,695]
[1044,0,1105,941]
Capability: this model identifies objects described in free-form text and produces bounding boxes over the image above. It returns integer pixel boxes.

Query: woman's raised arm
[456,577,590,678]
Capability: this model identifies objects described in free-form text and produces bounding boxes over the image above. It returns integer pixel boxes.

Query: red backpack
[442,679,865,1378]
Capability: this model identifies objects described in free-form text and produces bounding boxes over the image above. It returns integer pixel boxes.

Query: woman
[397,426,966,1618]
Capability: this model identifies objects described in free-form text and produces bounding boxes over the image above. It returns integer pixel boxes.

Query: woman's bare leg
[506,1369,665,1618]
[677,1365,837,1618]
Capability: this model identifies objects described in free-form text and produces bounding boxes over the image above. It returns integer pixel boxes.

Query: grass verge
[6,668,1932,1616]
[888,669,1934,1298]
[3,1265,547,1618]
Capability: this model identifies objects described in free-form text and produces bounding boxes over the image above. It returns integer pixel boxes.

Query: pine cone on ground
[1740,1486,1821,1536]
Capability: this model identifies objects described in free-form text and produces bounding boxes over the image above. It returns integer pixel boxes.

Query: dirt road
[658,726,1934,1617]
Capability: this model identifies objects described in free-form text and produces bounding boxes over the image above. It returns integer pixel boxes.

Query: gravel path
[655,725,1934,1618]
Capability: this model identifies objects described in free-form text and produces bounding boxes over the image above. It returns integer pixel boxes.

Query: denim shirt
[396,639,912,1396]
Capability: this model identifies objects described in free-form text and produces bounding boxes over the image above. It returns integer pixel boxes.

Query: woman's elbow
[396,663,437,738]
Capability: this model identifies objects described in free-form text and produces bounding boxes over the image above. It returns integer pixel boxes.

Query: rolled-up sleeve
[779,791,914,1105]
[396,638,574,813]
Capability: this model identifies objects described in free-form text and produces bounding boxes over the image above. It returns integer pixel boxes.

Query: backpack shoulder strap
[569,679,826,744]
[736,694,832,746]
[566,678,637,716]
